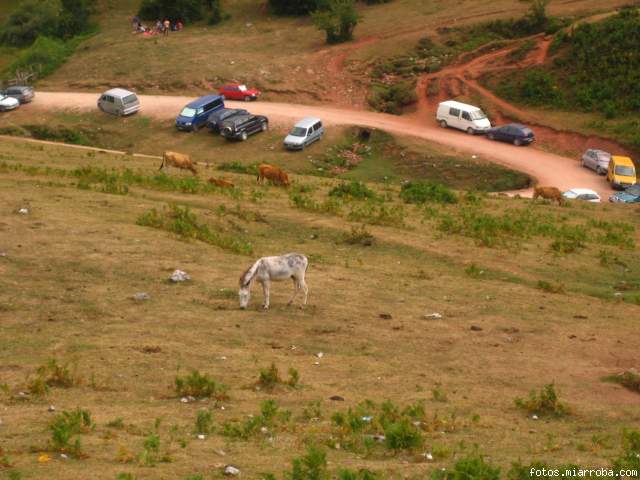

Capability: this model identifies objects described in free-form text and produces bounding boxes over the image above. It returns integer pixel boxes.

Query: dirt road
[28,91,614,198]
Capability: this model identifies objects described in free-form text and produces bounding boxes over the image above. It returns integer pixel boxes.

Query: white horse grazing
[239,253,309,309]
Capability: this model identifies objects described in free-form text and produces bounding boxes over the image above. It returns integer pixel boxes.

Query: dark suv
[220,114,268,141]
[206,108,249,133]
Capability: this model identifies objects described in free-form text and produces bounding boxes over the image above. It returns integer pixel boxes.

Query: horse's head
[238,285,251,309]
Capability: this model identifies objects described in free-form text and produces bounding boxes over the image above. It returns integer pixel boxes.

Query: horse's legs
[261,280,270,309]
[287,278,300,306]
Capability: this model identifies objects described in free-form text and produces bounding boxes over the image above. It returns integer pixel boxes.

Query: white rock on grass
[170,270,191,282]
[424,312,443,319]
[18,208,29,215]
[224,465,241,476]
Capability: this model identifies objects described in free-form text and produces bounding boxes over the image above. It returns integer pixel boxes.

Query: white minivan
[283,117,324,150]
[436,100,491,135]
[97,88,140,116]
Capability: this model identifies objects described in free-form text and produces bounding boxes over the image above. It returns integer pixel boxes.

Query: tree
[312,0,360,44]
[0,0,61,47]
[268,0,320,15]
[58,0,93,39]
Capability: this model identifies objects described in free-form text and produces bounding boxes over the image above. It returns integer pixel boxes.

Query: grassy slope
[0,139,639,478]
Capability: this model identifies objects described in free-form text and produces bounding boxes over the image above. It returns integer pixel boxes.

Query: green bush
[384,419,422,451]
[0,0,60,46]
[400,181,457,204]
[268,0,320,15]
[138,0,224,22]
[433,456,500,480]
[289,446,329,480]
[49,408,93,456]
[342,224,374,246]
[514,383,570,417]
[329,181,377,200]
[174,369,228,400]
[368,80,417,114]
[9,36,76,77]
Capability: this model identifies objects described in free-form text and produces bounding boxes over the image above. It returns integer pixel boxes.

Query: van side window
[461,111,471,121]
[214,99,223,108]
[107,96,114,103]
[449,108,460,117]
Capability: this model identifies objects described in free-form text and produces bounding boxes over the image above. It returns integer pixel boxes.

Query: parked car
[607,155,637,190]
[176,95,224,132]
[562,188,601,203]
[486,123,535,146]
[219,83,261,101]
[283,117,324,150]
[97,88,140,116]
[1,85,34,103]
[0,94,19,112]
[609,184,640,203]
[206,108,249,133]
[436,100,491,135]
[581,149,611,175]
[220,113,268,141]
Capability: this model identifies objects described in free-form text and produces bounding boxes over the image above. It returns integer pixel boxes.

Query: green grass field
[0,138,639,479]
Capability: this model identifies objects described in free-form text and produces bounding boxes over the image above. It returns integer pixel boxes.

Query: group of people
[131,16,183,36]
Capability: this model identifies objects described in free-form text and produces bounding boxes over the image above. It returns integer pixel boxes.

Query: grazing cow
[257,163,290,187]
[158,151,197,175]
[239,253,308,310]
[533,186,564,205]
[208,177,235,188]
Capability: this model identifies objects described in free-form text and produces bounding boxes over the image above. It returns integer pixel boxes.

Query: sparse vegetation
[257,363,300,391]
[222,400,292,440]
[174,369,228,400]
[342,224,375,246]
[400,181,457,204]
[28,358,80,396]
[603,370,640,394]
[49,408,93,456]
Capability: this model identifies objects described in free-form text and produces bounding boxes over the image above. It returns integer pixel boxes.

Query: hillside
[0,138,639,479]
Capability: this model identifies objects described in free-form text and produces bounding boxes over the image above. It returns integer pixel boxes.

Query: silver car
[2,85,34,103]
[581,149,611,175]
[97,88,140,116]
[284,117,324,150]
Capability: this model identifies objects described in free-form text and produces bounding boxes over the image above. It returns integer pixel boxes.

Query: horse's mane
[239,259,260,287]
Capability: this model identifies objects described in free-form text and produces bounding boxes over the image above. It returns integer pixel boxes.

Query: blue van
[175,95,225,132]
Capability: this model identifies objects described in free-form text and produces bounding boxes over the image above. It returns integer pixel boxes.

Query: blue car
[176,95,225,132]
[486,123,535,146]
[609,184,640,203]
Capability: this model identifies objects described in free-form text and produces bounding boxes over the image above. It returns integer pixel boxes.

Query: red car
[218,83,261,101]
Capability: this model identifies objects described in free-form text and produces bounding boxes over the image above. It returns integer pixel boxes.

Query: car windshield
[624,185,640,195]
[122,94,137,104]
[521,128,533,136]
[290,127,307,137]
[238,85,247,92]
[0,95,6,101]
[563,191,577,198]
[615,166,635,176]
[470,109,487,120]
[180,107,196,118]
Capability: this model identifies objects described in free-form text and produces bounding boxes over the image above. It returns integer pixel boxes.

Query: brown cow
[533,186,564,205]
[257,164,290,187]
[158,151,197,175]
[208,177,235,188]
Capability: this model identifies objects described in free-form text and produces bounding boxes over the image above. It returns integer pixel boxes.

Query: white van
[283,117,324,150]
[436,100,491,135]
[97,88,140,116]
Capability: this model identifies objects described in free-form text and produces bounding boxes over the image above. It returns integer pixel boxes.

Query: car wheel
[487,133,495,141]
[192,123,199,132]
[244,96,251,102]
[466,127,475,135]
[240,131,248,141]
[116,109,123,116]
[596,167,605,175]
[261,122,268,132]
[513,138,522,146]
[439,120,447,129]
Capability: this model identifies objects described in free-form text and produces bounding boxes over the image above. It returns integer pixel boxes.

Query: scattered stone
[573,315,588,319]
[424,313,442,319]
[260,426,268,434]
[214,449,226,456]
[245,22,253,27]
[60,453,68,460]
[425,452,434,461]
[0,252,6,258]
[361,416,373,423]
[180,397,189,403]
[329,395,345,401]
[18,208,29,215]
[316,352,324,358]
[613,292,622,297]
[372,434,385,442]
[197,434,206,440]
[224,465,241,476]
[470,325,483,331]
[379,313,392,320]
[313,361,320,366]
[170,270,191,282]
[48,405,56,412]
[132,292,150,301]
[568,334,577,339]
[531,414,539,420]
[141,345,161,353]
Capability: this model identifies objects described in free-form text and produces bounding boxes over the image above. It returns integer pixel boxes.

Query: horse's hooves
[263,305,269,310]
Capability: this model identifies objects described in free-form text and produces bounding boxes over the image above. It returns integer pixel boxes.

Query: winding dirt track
[27,91,614,198]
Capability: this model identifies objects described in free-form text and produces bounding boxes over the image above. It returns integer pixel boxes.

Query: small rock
[180,397,189,403]
[379,313,392,319]
[613,292,622,297]
[170,270,191,282]
[425,452,434,461]
[531,414,539,420]
[0,252,7,257]
[48,405,56,412]
[568,334,577,339]
[470,325,483,331]
[260,426,268,434]
[197,434,206,440]
[214,449,226,456]
[329,395,345,401]
[472,155,477,159]
[361,416,373,422]
[132,292,150,301]
[18,208,29,215]
[245,22,253,27]
[424,313,442,319]
[60,453,68,460]
[313,361,320,366]
[224,465,241,476]
[372,434,385,442]
[316,352,324,358]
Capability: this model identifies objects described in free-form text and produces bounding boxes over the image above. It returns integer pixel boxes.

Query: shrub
[0,1,60,46]
[603,370,640,394]
[174,369,228,400]
[342,224,374,246]
[514,383,570,417]
[9,36,76,78]
[288,446,329,480]
[28,358,80,395]
[338,469,381,480]
[268,0,320,15]
[329,181,377,200]
[536,280,564,294]
[195,409,214,434]
[222,400,291,439]
[49,408,93,456]
[312,0,360,44]
[400,181,457,204]
[612,429,640,471]
[257,363,300,391]
[218,161,259,175]
[368,80,417,114]
[347,202,406,227]
[433,456,500,480]
[384,419,423,451]
[138,0,222,22]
